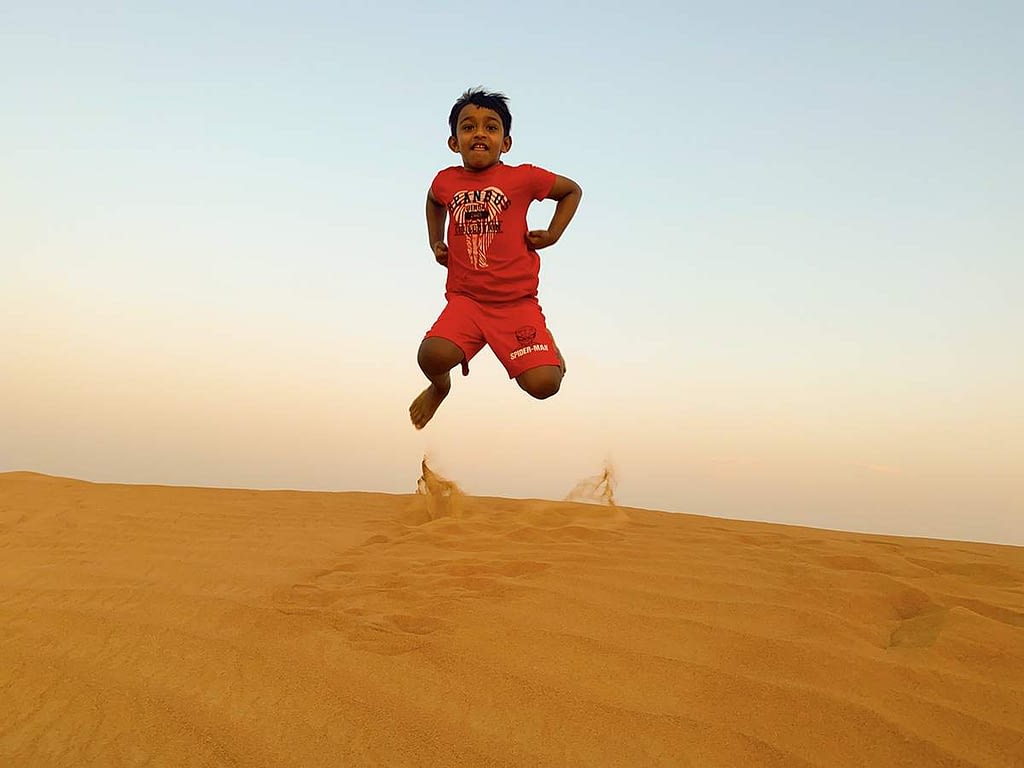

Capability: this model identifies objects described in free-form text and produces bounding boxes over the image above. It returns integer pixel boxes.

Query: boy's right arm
[426,190,448,267]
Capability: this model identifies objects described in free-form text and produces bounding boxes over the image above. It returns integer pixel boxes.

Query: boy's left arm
[526,174,582,250]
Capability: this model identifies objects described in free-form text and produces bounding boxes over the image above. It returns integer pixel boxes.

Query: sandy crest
[1,471,1022,767]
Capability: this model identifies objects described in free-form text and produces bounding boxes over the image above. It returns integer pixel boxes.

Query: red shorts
[425,294,561,378]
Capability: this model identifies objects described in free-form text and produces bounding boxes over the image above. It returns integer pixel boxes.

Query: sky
[2,1,1021,545]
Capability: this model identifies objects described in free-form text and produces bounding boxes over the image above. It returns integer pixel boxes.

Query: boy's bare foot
[409,377,451,430]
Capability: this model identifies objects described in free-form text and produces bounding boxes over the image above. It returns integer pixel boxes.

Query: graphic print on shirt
[450,186,511,269]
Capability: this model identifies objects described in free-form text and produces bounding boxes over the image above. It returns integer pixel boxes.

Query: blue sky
[3,1,1022,544]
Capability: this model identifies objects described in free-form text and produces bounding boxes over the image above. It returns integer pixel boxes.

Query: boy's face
[448,104,512,170]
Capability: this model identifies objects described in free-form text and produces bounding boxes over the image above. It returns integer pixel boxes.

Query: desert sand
[1,468,1022,767]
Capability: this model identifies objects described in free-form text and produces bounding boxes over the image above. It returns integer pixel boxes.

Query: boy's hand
[432,240,449,266]
[526,229,560,250]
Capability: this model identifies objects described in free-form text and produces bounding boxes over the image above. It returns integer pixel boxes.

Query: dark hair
[448,87,512,138]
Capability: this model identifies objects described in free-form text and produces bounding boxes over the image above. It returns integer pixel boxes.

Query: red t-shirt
[430,162,556,303]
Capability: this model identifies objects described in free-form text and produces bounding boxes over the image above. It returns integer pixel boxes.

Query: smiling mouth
[470,143,488,151]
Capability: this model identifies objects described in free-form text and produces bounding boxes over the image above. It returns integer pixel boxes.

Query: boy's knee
[418,337,464,375]
[516,366,562,400]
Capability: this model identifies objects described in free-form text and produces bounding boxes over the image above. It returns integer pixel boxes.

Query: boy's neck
[463,160,504,173]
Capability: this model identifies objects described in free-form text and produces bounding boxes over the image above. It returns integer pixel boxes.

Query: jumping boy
[409,88,583,429]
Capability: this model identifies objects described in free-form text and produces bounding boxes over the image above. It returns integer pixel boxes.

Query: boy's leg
[409,337,465,429]
[481,298,564,400]
[515,364,562,399]
[410,296,484,430]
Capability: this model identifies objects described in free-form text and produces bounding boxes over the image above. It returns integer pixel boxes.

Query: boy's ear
[502,135,512,153]
[447,136,460,153]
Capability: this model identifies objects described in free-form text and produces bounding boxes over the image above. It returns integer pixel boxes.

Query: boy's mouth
[470,143,489,151]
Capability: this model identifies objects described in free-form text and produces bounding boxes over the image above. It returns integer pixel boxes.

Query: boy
[409,88,582,429]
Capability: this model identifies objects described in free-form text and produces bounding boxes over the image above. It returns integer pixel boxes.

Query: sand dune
[2,470,1022,767]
